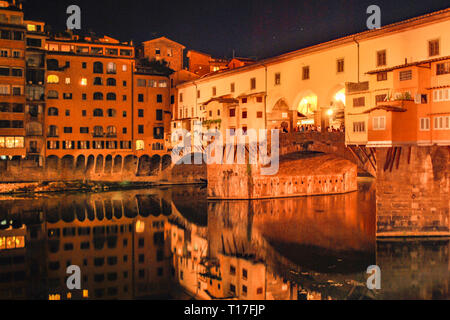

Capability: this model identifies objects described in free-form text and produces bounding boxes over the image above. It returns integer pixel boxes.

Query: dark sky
[22,0,450,59]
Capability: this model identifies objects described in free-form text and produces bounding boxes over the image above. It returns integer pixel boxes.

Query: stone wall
[279,132,376,176]
[207,153,357,199]
[376,146,450,236]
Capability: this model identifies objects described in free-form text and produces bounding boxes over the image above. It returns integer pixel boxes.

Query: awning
[349,105,406,115]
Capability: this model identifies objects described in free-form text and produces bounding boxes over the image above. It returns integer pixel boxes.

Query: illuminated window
[136,140,144,151]
[65,77,71,84]
[47,75,59,84]
[27,24,37,32]
[80,78,87,86]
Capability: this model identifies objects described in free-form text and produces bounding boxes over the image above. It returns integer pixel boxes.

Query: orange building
[350,56,450,147]
[187,50,228,76]
[0,0,26,160]
[141,37,185,72]
[42,33,173,172]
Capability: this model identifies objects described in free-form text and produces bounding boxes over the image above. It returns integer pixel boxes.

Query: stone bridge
[279,132,377,177]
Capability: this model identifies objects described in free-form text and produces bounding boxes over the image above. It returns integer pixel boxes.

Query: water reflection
[0,181,448,300]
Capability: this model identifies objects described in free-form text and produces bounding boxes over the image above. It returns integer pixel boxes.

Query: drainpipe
[353,37,360,83]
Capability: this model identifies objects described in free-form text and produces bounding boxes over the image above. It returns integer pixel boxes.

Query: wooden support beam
[359,146,376,172]
[389,147,397,172]
[395,147,402,169]
[384,147,392,172]
[407,146,412,164]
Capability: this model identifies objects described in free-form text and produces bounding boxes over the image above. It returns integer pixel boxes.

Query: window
[275,72,281,85]
[155,48,160,55]
[47,75,59,84]
[65,77,71,84]
[106,93,116,101]
[230,284,236,293]
[93,77,103,85]
[93,92,103,100]
[242,111,247,119]
[229,109,236,117]
[230,265,236,275]
[399,70,412,81]
[107,78,116,86]
[433,88,450,102]
[375,94,387,103]
[250,78,256,90]
[429,39,440,56]
[179,93,183,103]
[138,109,144,118]
[138,94,144,102]
[167,48,172,57]
[93,109,103,117]
[157,94,162,103]
[153,127,164,139]
[197,90,200,98]
[93,62,103,74]
[48,107,58,116]
[63,93,72,100]
[420,118,430,131]
[373,116,386,130]
[337,59,344,73]
[65,110,70,116]
[242,98,247,104]
[82,62,87,69]
[230,83,235,93]
[302,66,310,80]
[138,125,144,134]
[156,109,163,121]
[436,62,450,75]
[242,269,248,280]
[63,127,72,134]
[353,121,365,133]
[212,87,216,96]
[242,285,247,296]
[137,79,146,87]
[377,50,387,66]
[257,111,263,118]
[48,125,59,137]
[434,116,450,130]
[107,109,116,117]
[80,127,89,134]
[353,97,365,107]
[377,72,387,81]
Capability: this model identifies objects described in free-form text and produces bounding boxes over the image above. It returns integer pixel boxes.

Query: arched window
[107,126,117,137]
[93,61,103,74]
[93,126,104,137]
[93,109,103,117]
[48,125,58,137]
[93,92,103,100]
[106,62,116,74]
[47,59,59,70]
[106,93,116,101]
[47,75,59,84]
[106,78,116,86]
[93,77,103,85]
[47,90,58,99]
[107,108,116,117]
[48,107,58,116]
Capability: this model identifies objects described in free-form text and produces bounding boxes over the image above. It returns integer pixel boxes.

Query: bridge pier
[376,146,450,237]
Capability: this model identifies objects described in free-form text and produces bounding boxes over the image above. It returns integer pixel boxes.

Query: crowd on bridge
[290,124,345,133]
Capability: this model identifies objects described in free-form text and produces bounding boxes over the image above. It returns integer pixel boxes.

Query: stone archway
[149,155,161,176]
[95,155,104,174]
[86,155,95,174]
[46,155,59,171]
[61,155,74,172]
[137,155,151,176]
[75,155,86,174]
[124,155,137,174]
[113,155,123,174]
[161,154,172,171]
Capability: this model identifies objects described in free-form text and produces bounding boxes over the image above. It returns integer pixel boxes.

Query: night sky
[22,0,450,59]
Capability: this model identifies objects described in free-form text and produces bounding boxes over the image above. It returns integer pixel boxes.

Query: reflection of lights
[135,220,145,233]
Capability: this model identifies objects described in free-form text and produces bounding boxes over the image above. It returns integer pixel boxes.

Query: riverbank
[0,180,206,196]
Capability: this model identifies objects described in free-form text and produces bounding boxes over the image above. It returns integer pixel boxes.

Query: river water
[0,178,448,300]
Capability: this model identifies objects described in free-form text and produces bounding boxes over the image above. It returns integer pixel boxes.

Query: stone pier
[376,146,450,237]
[207,152,357,200]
